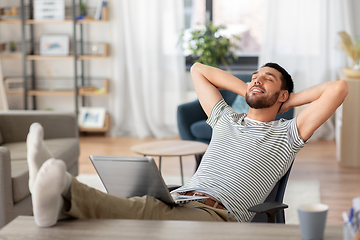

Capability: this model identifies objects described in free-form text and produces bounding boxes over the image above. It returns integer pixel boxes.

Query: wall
[354,0,360,36]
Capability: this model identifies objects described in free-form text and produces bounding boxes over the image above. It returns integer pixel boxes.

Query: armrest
[177,100,207,141]
[0,147,14,227]
[248,201,288,223]
[0,111,78,143]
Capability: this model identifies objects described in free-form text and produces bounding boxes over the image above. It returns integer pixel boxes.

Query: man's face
[245,67,283,109]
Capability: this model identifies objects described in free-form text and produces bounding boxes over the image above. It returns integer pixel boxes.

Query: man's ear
[278,90,289,103]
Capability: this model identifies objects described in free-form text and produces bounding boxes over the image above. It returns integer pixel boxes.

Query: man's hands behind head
[278,92,294,115]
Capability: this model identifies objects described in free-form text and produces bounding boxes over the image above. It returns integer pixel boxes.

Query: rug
[76,174,320,224]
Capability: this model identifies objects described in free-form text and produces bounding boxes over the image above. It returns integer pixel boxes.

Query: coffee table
[131,140,208,185]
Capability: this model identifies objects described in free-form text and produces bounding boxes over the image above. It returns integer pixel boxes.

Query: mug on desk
[298,203,329,240]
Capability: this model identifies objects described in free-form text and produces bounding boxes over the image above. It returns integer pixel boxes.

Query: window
[184,0,265,70]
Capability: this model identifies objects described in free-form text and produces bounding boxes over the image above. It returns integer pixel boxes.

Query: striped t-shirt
[173,99,307,222]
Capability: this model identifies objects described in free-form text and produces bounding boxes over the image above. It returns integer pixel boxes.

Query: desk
[0,216,342,240]
[131,140,208,185]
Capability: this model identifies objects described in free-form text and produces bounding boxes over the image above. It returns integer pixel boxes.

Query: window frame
[185,0,259,71]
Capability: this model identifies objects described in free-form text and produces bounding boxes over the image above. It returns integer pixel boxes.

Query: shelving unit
[0,0,110,133]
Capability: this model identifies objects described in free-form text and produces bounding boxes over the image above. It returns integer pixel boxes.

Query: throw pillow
[231,94,249,114]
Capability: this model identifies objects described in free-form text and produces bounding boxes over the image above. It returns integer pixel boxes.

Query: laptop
[89,155,209,205]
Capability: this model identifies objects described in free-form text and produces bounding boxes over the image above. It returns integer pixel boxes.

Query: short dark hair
[261,62,294,94]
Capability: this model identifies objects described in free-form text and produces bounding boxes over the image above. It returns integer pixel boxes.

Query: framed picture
[34,0,65,20]
[40,35,69,56]
[4,78,24,91]
[78,107,106,128]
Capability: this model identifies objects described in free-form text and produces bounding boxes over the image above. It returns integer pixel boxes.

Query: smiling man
[26,62,348,227]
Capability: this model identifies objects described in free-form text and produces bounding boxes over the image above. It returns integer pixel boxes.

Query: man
[27,62,348,227]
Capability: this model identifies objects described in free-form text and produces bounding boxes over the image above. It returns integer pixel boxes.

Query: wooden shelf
[5,91,23,95]
[6,79,109,96]
[0,53,22,59]
[79,113,110,132]
[26,19,73,24]
[28,90,74,96]
[26,55,108,60]
[27,55,74,60]
[0,19,21,23]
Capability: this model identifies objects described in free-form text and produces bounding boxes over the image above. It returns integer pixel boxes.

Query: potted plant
[9,41,16,52]
[183,22,240,71]
[338,31,360,77]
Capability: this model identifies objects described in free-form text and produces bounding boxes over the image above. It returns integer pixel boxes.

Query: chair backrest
[251,161,294,223]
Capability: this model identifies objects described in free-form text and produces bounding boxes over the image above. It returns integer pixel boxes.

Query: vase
[343,67,360,78]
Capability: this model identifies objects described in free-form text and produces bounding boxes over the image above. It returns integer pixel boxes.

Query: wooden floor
[79,136,360,226]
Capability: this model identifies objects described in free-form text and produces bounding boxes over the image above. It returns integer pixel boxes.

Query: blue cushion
[190,120,212,140]
[231,94,249,114]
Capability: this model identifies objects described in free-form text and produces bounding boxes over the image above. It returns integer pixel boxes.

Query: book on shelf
[94,0,107,20]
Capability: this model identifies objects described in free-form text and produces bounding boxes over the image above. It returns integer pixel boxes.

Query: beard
[245,90,280,109]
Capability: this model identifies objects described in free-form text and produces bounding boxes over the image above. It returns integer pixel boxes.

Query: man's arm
[279,80,348,141]
[191,62,248,116]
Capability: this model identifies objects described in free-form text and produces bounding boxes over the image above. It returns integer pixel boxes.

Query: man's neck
[246,107,278,123]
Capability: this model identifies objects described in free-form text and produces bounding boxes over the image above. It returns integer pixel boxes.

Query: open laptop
[89,155,208,205]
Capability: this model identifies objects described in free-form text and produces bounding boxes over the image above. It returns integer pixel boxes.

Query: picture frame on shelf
[40,35,69,56]
[78,107,106,128]
[4,78,24,91]
[34,0,65,20]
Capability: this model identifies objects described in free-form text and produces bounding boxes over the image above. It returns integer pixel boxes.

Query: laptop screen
[89,155,174,204]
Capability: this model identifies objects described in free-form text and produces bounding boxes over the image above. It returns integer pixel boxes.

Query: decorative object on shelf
[338,31,360,77]
[0,7,20,20]
[40,35,69,56]
[0,43,4,52]
[34,0,65,20]
[4,78,24,92]
[78,107,106,128]
[91,43,99,55]
[80,2,87,17]
[94,0,107,20]
[181,21,240,71]
[9,41,16,52]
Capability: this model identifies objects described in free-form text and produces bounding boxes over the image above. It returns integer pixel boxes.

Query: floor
[79,136,360,226]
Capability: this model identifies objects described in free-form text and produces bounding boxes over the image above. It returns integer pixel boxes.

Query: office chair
[167,161,293,224]
[248,162,294,223]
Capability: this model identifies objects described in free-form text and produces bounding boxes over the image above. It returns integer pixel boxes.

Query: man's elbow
[336,80,349,100]
[190,62,202,74]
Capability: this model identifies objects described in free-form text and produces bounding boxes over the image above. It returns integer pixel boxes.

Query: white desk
[0,216,343,240]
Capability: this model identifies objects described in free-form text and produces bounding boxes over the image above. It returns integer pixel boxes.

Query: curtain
[260,0,354,140]
[109,0,186,138]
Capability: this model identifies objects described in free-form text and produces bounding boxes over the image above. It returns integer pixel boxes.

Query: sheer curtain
[260,0,354,140]
[109,0,186,138]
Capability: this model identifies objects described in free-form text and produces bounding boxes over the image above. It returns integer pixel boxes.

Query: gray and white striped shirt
[173,99,307,222]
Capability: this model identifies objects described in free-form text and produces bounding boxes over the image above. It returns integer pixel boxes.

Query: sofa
[0,111,80,228]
